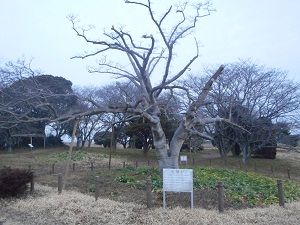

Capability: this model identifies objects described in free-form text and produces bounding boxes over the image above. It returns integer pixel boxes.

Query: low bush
[0,166,34,198]
[46,135,64,147]
[136,167,159,175]
[115,174,136,183]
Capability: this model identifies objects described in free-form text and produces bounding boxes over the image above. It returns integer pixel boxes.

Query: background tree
[275,122,300,148]
[0,59,77,150]
[0,59,39,151]
[124,117,153,155]
[69,1,231,173]
[84,83,138,151]
[183,60,300,162]
[214,105,278,162]
[93,131,112,147]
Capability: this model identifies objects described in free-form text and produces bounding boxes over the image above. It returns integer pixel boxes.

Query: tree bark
[151,66,225,173]
[62,118,79,191]
[151,116,186,174]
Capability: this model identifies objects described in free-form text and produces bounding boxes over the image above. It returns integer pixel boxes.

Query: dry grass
[1,146,300,224]
[0,184,300,225]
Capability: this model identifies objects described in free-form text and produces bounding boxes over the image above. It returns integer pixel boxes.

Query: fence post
[30,170,35,194]
[277,179,285,207]
[123,161,126,168]
[287,168,290,178]
[95,176,100,201]
[146,178,152,208]
[51,163,55,174]
[72,163,75,172]
[91,162,94,171]
[58,173,63,194]
[217,182,224,213]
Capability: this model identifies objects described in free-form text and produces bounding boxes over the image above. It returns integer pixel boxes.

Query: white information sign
[180,155,188,165]
[163,169,193,192]
[163,169,194,209]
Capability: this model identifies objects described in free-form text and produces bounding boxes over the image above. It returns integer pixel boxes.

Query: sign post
[163,168,193,209]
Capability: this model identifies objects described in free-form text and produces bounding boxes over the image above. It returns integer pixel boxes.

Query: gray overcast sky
[1,0,300,86]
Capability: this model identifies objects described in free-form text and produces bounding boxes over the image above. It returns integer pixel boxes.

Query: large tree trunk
[149,66,225,174]
[151,118,172,174]
[151,118,187,174]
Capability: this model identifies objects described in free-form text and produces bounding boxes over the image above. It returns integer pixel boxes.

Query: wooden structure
[11,133,46,148]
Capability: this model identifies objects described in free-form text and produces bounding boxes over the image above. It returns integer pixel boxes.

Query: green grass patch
[45,151,88,163]
[44,150,107,163]
[115,174,137,183]
[135,167,159,175]
[193,167,300,205]
[115,165,136,173]
[113,165,300,206]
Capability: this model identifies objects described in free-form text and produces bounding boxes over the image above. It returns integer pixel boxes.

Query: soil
[0,147,272,210]
[40,155,253,210]
[105,187,253,210]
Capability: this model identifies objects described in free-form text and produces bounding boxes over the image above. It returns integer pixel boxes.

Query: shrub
[136,167,159,175]
[251,142,277,159]
[115,174,136,183]
[150,174,163,193]
[46,135,64,147]
[0,166,34,198]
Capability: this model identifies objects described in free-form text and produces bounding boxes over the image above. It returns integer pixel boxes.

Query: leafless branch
[189,129,214,140]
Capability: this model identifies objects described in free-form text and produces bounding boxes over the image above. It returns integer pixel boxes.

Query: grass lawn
[1,144,300,209]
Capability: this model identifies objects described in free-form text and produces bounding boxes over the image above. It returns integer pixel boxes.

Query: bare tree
[72,86,106,147]
[67,1,232,172]
[183,60,300,162]
[75,84,137,150]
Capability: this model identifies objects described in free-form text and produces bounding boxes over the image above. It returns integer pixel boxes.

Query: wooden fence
[22,154,297,212]
[28,168,287,213]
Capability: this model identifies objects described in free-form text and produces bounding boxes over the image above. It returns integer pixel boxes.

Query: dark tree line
[0,59,77,150]
[1,58,299,163]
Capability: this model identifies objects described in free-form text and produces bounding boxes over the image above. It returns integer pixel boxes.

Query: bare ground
[0,184,300,225]
[1,147,300,224]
